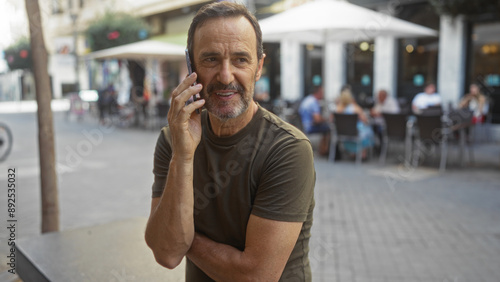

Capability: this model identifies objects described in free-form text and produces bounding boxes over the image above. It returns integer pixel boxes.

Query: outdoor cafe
[285,96,478,172]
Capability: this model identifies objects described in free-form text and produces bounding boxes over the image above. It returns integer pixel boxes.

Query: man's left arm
[312,100,326,124]
[187,215,302,282]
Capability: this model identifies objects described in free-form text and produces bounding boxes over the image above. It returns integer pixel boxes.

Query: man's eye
[205,57,216,62]
[237,58,248,63]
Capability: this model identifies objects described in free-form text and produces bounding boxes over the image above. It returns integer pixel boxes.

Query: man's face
[315,87,324,100]
[192,16,264,121]
[378,91,387,103]
[425,84,436,94]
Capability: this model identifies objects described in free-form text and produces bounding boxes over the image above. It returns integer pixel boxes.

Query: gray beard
[205,93,250,123]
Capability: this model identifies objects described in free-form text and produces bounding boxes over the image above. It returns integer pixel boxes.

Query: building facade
[6,0,498,126]
[44,0,215,100]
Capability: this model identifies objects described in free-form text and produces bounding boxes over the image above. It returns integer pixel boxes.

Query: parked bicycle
[0,122,13,162]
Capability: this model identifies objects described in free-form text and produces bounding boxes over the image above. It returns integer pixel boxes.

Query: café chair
[446,108,474,166]
[379,113,411,165]
[474,98,494,142]
[397,98,411,115]
[329,113,371,165]
[420,105,443,116]
[412,109,473,172]
[411,114,447,171]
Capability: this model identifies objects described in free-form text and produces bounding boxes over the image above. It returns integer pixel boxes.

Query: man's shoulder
[259,106,309,142]
[412,92,426,102]
[300,95,316,106]
[413,92,425,98]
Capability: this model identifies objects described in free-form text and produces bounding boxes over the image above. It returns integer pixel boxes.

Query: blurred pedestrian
[129,61,149,127]
[145,2,315,281]
[97,84,117,124]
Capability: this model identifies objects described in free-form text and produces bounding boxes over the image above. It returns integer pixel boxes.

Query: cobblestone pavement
[311,157,500,282]
[1,110,499,282]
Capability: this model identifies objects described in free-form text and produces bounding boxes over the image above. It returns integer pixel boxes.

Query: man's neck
[208,101,258,137]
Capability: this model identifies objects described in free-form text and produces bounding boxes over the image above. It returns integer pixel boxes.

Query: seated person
[335,88,374,158]
[370,89,400,143]
[299,85,330,156]
[412,83,441,114]
[459,83,489,124]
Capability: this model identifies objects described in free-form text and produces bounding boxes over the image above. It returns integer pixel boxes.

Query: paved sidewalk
[0,110,499,281]
[311,156,500,282]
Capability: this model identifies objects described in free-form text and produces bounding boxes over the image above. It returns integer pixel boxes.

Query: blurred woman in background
[335,88,374,158]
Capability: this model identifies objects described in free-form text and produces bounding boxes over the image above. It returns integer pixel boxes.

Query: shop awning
[85,40,186,61]
[259,0,438,44]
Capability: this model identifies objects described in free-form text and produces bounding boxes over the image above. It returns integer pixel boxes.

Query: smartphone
[185,49,200,113]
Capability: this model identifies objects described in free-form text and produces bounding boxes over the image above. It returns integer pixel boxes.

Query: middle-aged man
[145,2,316,281]
[411,83,442,114]
[371,89,400,118]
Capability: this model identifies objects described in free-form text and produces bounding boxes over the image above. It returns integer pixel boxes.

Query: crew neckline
[203,104,264,146]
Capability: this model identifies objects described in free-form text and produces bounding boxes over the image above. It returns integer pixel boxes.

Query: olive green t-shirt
[152,105,316,281]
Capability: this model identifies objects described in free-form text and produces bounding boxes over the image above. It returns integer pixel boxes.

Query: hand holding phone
[185,49,201,113]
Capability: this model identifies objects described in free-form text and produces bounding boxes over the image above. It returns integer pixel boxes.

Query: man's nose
[217,60,234,85]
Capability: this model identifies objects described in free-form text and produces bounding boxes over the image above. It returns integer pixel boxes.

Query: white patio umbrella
[259,0,438,44]
[85,40,185,60]
[85,40,186,106]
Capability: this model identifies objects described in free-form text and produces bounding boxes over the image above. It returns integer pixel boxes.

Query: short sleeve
[251,138,316,222]
[311,100,321,114]
[151,128,172,198]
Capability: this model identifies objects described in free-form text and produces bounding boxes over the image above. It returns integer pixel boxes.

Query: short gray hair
[187,1,264,70]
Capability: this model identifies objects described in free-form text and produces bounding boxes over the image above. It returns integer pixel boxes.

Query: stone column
[324,41,346,102]
[280,39,303,101]
[373,36,398,98]
[438,15,467,107]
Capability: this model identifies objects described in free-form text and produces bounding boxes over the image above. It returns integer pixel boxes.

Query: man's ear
[255,53,266,81]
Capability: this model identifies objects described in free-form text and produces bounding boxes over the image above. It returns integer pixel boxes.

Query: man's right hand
[167,73,205,159]
[146,73,204,269]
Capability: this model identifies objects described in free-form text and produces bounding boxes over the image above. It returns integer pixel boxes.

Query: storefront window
[261,43,281,101]
[395,3,440,101]
[470,22,500,123]
[303,44,323,97]
[346,41,374,105]
[397,36,439,100]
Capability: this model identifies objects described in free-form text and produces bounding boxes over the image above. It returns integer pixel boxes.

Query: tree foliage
[4,37,33,71]
[85,12,150,52]
[430,0,500,18]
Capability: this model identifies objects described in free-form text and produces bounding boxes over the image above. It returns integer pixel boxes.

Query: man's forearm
[313,113,325,124]
[145,155,195,269]
[187,233,282,282]
[188,233,264,282]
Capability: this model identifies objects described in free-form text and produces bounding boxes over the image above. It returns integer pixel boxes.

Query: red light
[20,50,28,58]
[107,31,120,40]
